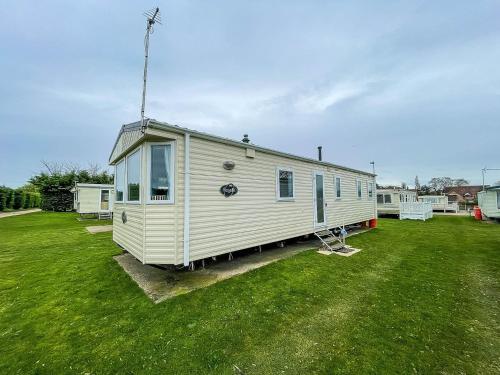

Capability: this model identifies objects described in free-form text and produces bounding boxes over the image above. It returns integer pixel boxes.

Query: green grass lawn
[0,213,499,374]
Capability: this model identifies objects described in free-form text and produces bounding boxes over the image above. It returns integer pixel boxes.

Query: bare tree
[452,178,469,186]
[428,177,454,193]
[414,175,420,191]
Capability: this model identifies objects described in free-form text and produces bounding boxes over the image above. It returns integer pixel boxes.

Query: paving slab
[86,225,113,234]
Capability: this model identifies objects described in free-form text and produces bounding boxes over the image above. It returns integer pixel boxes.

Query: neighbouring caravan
[477,186,500,220]
[377,189,417,215]
[377,188,432,221]
[109,119,377,266]
[418,195,458,213]
[71,183,114,219]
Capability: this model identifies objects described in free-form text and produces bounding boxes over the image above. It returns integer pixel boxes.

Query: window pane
[497,191,500,209]
[335,177,341,198]
[368,183,373,197]
[127,150,141,201]
[100,190,109,210]
[384,194,392,204]
[279,170,293,198]
[377,194,383,204]
[357,181,362,198]
[115,161,125,201]
[151,145,171,201]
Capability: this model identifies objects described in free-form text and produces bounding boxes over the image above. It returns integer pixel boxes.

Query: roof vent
[318,146,322,161]
[242,134,250,143]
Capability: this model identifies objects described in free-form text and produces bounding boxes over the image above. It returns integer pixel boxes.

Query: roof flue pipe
[318,146,322,161]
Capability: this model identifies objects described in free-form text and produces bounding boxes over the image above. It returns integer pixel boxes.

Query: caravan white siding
[187,137,375,261]
[478,190,500,218]
[74,184,114,214]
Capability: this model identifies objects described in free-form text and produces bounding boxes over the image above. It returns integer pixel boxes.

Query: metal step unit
[314,229,345,252]
[98,212,113,220]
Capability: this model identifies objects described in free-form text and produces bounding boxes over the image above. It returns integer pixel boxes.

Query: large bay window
[115,160,125,202]
[277,168,294,200]
[148,143,174,203]
[126,149,141,202]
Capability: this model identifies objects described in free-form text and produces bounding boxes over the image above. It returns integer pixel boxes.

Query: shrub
[13,190,26,210]
[6,189,15,209]
[23,192,31,209]
[0,187,7,211]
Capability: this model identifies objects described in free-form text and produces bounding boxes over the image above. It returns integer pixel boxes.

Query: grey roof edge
[109,118,375,177]
[146,119,375,177]
[76,183,115,188]
[482,185,500,191]
[108,122,144,163]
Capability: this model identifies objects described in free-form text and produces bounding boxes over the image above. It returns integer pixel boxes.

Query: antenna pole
[141,7,160,132]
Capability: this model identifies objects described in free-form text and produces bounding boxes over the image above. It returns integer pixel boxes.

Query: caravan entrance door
[313,172,326,227]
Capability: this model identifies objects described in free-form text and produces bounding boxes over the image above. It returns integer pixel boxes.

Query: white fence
[400,202,433,221]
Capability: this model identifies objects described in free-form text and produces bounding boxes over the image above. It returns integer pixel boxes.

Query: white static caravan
[418,195,458,213]
[72,183,114,219]
[377,188,432,221]
[109,120,377,266]
[377,189,417,215]
[478,186,500,220]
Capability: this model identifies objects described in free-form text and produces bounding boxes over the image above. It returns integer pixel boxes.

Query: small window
[149,143,173,203]
[384,194,392,204]
[356,180,362,199]
[277,168,294,200]
[377,194,384,204]
[115,160,125,202]
[127,149,141,202]
[497,191,500,209]
[368,182,374,199]
[335,176,341,199]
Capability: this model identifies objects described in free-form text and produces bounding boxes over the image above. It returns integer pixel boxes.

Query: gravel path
[0,209,42,219]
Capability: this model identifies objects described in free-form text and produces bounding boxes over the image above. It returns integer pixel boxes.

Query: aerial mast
[141,7,162,132]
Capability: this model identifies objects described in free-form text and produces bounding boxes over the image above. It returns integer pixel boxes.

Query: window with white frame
[356,179,362,199]
[149,143,173,203]
[377,193,392,204]
[127,149,141,202]
[368,182,374,199]
[277,168,294,200]
[335,176,341,199]
[115,160,125,202]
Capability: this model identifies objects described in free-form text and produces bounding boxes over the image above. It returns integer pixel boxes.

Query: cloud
[293,81,373,114]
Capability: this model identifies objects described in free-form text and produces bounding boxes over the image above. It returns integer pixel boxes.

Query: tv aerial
[140,7,162,132]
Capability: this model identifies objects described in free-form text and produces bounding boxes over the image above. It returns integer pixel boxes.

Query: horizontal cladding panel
[143,256,176,264]
[113,205,144,262]
[187,136,375,262]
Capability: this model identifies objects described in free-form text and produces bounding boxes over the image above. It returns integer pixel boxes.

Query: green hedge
[0,186,41,211]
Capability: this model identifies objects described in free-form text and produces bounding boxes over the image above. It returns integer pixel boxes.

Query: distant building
[443,185,484,204]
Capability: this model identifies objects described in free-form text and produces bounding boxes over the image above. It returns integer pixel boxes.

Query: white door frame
[313,171,327,227]
[99,189,110,212]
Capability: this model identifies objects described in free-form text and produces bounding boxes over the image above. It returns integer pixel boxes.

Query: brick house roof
[443,185,484,200]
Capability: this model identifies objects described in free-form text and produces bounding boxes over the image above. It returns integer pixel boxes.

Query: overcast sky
[1,0,499,187]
